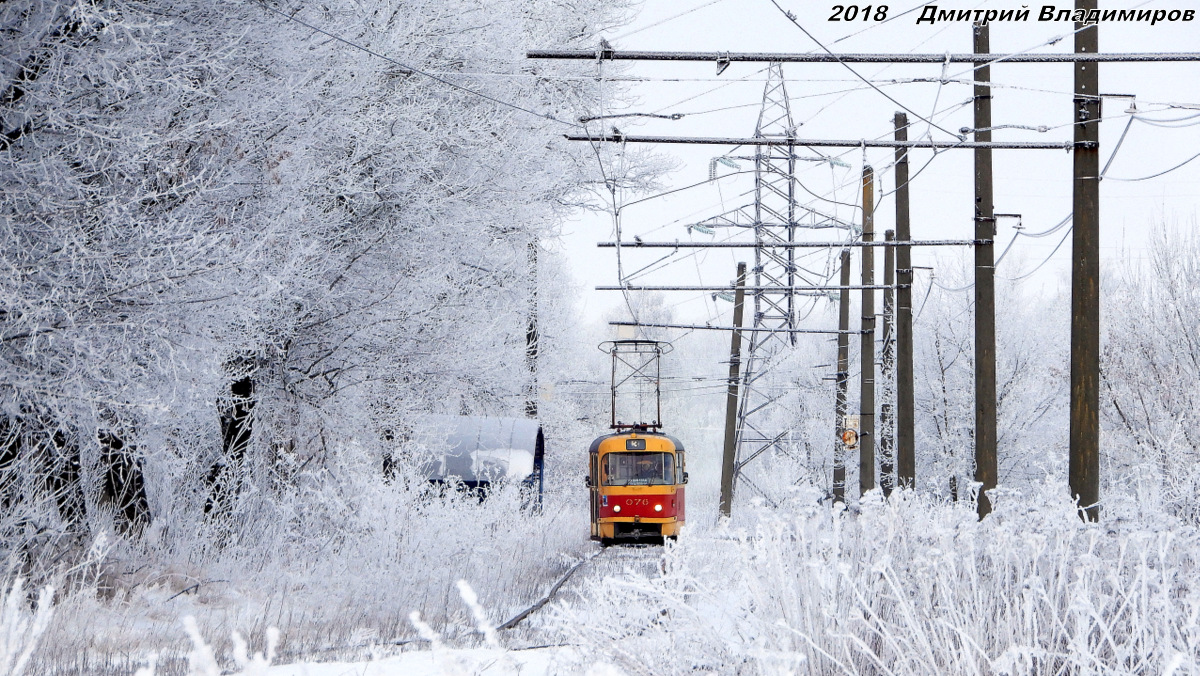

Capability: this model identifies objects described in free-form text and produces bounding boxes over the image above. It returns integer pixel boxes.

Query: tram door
[676,450,686,522]
[588,452,599,538]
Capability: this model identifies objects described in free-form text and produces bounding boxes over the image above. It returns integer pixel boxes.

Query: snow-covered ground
[12,480,1197,675]
[264,647,598,676]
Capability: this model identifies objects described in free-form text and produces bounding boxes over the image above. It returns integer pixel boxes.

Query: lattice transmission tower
[696,63,848,501]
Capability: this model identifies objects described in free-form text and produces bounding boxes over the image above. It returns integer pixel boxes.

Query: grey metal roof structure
[414,415,544,487]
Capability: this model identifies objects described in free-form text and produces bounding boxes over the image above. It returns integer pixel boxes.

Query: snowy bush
[0,578,54,676]
[29,440,590,671]
[548,484,1200,675]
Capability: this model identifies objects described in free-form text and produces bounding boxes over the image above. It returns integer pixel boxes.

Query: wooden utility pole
[719,262,748,517]
[880,230,896,497]
[1071,1,1101,521]
[860,167,876,496]
[893,114,916,490]
[834,250,851,504]
[973,22,998,519]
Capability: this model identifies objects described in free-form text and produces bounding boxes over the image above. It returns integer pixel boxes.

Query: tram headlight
[613,505,621,513]
[654,504,663,512]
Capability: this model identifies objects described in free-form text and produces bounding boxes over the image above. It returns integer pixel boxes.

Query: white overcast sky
[545,0,1200,331]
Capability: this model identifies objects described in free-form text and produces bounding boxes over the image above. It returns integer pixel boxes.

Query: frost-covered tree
[912,264,1067,500]
[1102,227,1200,522]
[0,0,637,565]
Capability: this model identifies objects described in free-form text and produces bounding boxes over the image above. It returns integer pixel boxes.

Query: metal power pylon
[703,64,835,501]
[730,63,801,496]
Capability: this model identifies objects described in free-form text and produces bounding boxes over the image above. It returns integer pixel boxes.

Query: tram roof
[589,430,685,454]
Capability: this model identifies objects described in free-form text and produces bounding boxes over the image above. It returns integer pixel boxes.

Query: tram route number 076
[829,5,889,21]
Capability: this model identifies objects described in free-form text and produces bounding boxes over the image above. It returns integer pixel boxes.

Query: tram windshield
[603,452,675,486]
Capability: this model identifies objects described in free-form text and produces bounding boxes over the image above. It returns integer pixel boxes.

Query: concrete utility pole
[880,230,896,497]
[834,249,851,504]
[893,113,916,490]
[1071,1,1101,521]
[719,262,747,518]
[973,23,998,519]
[860,167,876,496]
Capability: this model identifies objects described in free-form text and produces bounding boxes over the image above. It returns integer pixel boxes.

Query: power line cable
[999,228,1073,282]
[931,276,975,292]
[608,78,972,215]
[259,2,579,128]
[940,110,1137,286]
[678,81,885,117]
[1132,111,1200,127]
[994,212,1072,268]
[1085,111,1200,181]
[645,0,931,119]
[593,4,1038,333]
[790,0,986,141]
[609,0,731,41]
[1101,115,1136,178]
[582,120,643,326]
[913,271,936,322]
[887,75,1200,116]
[1103,149,1200,182]
[827,0,929,45]
[649,66,773,116]
[766,0,965,141]
[797,96,975,204]
[612,98,974,287]
[622,170,756,209]
[941,0,1157,83]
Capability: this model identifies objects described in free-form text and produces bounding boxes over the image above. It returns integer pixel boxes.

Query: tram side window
[603,452,675,486]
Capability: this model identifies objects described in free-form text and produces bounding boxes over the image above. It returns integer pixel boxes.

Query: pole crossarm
[567,134,1081,149]
[599,239,988,248]
[598,284,907,292]
[610,321,867,335]
[529,49,1200,63]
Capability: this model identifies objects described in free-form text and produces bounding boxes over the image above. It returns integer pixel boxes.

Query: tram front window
[603,452,675,486]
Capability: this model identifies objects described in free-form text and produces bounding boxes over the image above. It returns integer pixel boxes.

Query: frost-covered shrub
[0,578,54,676]
[548,483,1200,675]
[32,441,590,672]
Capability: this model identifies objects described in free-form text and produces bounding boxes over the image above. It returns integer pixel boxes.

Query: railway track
[497,544,662,632]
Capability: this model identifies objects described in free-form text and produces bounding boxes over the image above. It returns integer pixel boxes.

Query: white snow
[264,647,595,676]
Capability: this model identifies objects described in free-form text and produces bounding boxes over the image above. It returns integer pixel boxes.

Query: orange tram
[587,428,687,545]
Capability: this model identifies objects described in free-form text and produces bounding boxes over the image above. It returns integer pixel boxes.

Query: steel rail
[497,552,599,631]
